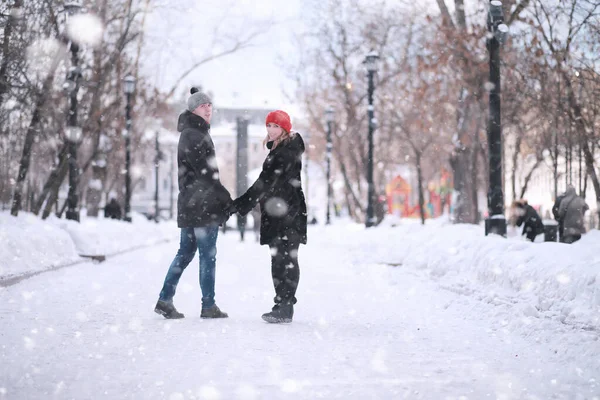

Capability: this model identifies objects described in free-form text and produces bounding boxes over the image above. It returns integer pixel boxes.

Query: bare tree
[435,0,531,224]
[292,0,416,222]
[527,0,600,223]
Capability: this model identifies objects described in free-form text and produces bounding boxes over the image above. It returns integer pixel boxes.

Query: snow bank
[324,217,600,331]
[46,213,179,256]
[0,212,80,280]
[0,211,179,281]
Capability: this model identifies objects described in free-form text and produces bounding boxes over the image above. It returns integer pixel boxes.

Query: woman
[511,199,544,242]
[232,110,307,323]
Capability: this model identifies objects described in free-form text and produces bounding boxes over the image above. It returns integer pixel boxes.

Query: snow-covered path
[1,224,598,399]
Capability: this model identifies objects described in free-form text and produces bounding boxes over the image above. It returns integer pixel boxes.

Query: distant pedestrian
[553,185,588,244]
[104,198,122,220]
[511,199,544,242]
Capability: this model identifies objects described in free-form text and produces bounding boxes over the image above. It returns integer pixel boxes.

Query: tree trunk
[10,72,56,216]
[563,73,600,225]
[32,144,68,215]
[415,151,426,225]
[86,157,107,217]
[471,129,480,224]
[41,161,68,220]
[518,158,542,199]
[335,152,365,219]
[450,146,477,224]
[0,0,22,104]
[511,133,522,201]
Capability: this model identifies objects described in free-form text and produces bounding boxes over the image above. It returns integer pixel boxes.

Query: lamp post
[484,1,509,237]
[236,116,249,241]
[64,0,83,222]
[364,51,379,228]
[123,75,135,223]
[170,147,175,220]
[154,131,163,223]
[325,106,334,225]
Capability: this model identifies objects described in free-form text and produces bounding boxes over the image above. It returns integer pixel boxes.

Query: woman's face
[266,123,284,141]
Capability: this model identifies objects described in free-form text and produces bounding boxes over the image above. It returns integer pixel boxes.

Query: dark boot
[200,305,229,319]
[262,303,293,323]
[154,300,184,319]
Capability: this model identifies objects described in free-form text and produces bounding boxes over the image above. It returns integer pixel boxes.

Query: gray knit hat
[187,87,212,112]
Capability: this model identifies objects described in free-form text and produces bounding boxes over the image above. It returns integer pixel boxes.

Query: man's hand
[225,203,238,217]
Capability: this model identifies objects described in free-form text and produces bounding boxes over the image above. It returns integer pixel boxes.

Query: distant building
[131,107,271,219]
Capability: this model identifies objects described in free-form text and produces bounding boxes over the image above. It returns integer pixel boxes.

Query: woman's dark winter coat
[176,111,232,228]
[515,202,544,241]
[234,133,308,245]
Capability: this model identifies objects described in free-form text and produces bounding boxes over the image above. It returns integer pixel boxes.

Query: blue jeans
[159,226,219,309]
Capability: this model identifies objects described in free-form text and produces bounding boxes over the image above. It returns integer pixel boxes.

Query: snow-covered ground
[1,215,599,399]
[0,211,179,281]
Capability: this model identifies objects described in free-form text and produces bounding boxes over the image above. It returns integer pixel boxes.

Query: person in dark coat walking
[511,199,544,242]
[154,88,232,320]
[104,198,122,220]
[231,110,307,324]
[553,185,588,244]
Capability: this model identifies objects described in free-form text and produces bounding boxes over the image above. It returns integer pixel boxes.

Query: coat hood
[269,132,305,155]
[564,185,577,197]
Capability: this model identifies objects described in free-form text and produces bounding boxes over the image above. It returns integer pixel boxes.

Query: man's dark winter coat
[234,133,307,246]
[176,111,232,228]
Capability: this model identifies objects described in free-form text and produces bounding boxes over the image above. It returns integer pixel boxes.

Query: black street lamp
[123,75,135,223]
[154,131,164,223]
[170,147,175,220]
[64,0,83,222]
[325,106,334,225]
[364,51,379,228]
[236,116,249,241]
[484,0,509,237]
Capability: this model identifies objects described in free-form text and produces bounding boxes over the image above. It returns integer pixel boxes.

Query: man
[553,185,588,244]
[154,87,232,319]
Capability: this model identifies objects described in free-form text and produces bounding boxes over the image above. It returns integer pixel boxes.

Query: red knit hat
[265,110,292,133]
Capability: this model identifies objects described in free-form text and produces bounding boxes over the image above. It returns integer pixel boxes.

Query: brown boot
[200,305,228,319]
[154,300,185,319]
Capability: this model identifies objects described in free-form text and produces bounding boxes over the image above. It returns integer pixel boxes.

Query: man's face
[193,103,212,123]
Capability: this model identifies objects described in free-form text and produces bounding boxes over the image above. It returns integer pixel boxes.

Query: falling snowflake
[66,14,104,47]
[26,37,65,80]
[207,156,218,169]
[198,385,220,400]
[264,197,288,217]
[281,379,300,393]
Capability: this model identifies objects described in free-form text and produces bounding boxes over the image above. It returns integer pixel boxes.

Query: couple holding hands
[154,88,307,324]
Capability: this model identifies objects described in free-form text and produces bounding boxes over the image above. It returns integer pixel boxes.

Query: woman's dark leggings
[269,238,300,305]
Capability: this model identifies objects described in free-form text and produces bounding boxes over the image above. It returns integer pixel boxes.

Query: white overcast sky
[140,0,445,116]
[141,0,307,113]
